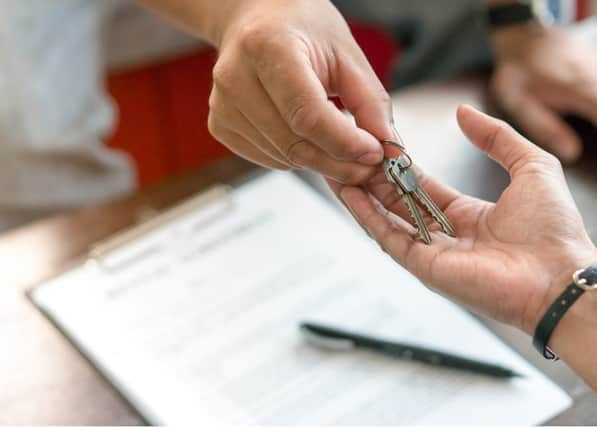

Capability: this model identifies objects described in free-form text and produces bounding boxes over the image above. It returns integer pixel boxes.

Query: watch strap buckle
[573,266,597,291]
[543,345,559,361]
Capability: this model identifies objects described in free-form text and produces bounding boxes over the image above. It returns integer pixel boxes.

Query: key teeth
[403,194,432,245]
[419,232,432,245]
[428,207,456,237]
[444,226,457,238]
[415,188,456,238]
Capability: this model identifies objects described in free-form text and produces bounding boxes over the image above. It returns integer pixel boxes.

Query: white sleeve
[0,0,134,229]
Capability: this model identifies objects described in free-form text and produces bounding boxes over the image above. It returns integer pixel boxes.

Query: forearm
[134,0,249,47]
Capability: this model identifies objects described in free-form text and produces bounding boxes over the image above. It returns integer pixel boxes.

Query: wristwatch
[533,262,597,360]
[487,0,555,30]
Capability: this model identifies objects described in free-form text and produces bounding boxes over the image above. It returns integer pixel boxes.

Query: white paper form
[32,172,571,425]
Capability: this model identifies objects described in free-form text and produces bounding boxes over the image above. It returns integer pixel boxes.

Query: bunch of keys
[382,141,456,244]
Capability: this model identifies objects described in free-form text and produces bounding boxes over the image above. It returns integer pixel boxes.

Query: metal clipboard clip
[87,185,233,274]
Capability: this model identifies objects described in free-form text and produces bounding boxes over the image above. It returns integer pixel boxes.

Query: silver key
[383,146,456,244]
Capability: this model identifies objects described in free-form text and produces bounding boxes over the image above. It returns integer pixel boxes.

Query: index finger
[252,46,384,164]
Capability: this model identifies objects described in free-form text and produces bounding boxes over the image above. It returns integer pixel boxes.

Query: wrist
[135,0,254,48]
[527,246,597,379]
[547,259,597,347]
[523,245,597,335]
[486,0,563,58]
[490,23,547,58]
[544,255,597,390]
[203,0,253,48]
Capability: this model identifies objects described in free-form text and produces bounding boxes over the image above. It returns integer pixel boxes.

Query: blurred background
[0,0,596,233]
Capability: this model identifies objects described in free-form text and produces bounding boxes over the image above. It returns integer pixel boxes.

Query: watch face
[531,0,556,26]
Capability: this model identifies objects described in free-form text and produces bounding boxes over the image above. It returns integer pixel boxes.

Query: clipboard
[25,159,265,423]
[26,159,263,285]
[27,168,572,425]
[87,166,267,267]
[88,185,232,273]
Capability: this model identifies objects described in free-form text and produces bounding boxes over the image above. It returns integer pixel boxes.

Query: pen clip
[300,324,355,352]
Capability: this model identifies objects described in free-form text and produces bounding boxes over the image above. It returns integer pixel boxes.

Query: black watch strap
[533,263,597,360]
[488,3,535,29]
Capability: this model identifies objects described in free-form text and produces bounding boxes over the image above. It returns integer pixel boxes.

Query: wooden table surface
[1,78,595,425]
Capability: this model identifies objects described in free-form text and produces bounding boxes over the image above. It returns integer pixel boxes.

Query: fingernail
[561,146,582,163]
[382,143,403,159]
[358,151,384,165]
[556,139,582,161]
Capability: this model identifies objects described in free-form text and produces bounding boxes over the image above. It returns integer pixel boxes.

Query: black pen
[300,321,523,379]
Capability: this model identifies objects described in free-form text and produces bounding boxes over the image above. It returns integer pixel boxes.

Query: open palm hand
[329,106,596,333]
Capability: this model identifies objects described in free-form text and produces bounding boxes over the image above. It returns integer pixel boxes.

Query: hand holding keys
[382,141,455,244]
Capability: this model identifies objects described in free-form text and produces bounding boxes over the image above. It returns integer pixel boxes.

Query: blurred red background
[106,22,399,186]
[106,2,590,187]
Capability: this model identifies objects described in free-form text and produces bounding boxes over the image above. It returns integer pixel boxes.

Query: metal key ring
[380,140,412,169]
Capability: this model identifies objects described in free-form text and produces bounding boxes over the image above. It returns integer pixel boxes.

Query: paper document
[32,172,571,425]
